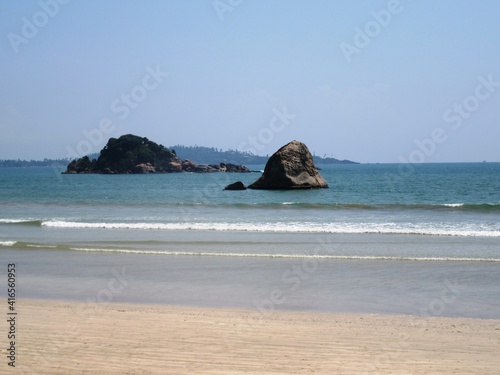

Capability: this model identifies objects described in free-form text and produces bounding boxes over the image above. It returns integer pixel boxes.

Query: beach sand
[8,299,500,374]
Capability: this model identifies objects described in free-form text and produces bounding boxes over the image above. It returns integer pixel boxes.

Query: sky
[1,0,499,163]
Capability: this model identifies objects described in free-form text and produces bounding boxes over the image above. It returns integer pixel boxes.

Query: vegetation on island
[62,134,251,174]
[91,134,178,173]
[0,159,70,168]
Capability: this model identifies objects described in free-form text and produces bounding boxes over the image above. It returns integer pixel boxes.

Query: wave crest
[39,220,500,237]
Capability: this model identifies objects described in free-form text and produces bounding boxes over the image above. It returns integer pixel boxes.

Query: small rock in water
[224,181,247,190]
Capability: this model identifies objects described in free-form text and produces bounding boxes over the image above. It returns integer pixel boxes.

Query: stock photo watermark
[442,74,499,130]
[251,254,319,319]
[213,0,244,21]
[26,267,129,373]
[235,236,334,336]
[6,264,17,368]
[64,65,168,160]
[340,0,407,63]
[385,74,499,186]
[363,278,462,374]
[7,0,71,54]
[237,106,296,155]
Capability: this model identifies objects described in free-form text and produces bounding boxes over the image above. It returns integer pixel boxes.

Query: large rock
[248,140,328,189]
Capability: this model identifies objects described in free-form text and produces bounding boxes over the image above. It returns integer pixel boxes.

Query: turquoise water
[1,163,499,317]
[2,163,499,207]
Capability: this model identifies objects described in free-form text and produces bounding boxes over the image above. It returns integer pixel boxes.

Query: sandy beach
[4,299,498,374]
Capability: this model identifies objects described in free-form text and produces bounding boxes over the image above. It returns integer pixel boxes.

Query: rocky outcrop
[181,160,251,173]
[62,134,251,174]
[133,163,156,174]
[222,163,251,173]
[224,181,247,190]
[64,156,95,174]
[181,159,197,172]
[167,161,182,172]
[248,140,328,189]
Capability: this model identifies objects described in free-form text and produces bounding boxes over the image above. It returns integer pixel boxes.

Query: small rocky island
[63,134,250,174]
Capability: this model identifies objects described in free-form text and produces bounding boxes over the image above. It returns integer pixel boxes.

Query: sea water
[1,163,499,318]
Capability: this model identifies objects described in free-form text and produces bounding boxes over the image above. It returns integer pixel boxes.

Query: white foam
[442,203,464,207]
[68,247,500,262]
[26,244,58,248]
[40,220,500,237]
[0,241,17,247]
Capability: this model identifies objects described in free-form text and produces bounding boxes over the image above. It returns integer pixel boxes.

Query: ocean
[1,163,499,318]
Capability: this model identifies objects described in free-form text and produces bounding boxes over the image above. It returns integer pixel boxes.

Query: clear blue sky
[1,0,499,162]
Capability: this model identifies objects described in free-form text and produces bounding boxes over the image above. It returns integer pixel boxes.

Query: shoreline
[7,246,499,319]
[8,298,500,374]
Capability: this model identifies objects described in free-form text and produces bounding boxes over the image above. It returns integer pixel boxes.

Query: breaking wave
[37,220,500,237]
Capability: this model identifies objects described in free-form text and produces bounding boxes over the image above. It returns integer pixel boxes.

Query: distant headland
[170,145,359,166]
